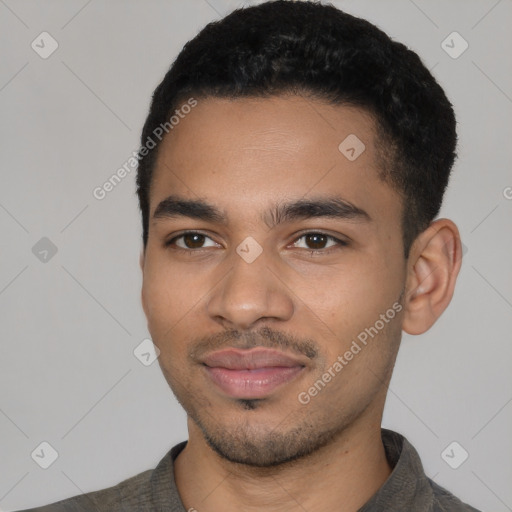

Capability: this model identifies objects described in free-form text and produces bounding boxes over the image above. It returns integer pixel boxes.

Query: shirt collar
[358,428,434,511]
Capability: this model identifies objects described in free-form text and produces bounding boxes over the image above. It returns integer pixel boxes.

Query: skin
[139,94,463,512]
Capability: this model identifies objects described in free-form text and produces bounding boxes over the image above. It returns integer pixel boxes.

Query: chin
[196,411,340,468]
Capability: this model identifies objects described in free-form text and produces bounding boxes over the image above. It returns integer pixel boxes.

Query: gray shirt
[16,429,481,511]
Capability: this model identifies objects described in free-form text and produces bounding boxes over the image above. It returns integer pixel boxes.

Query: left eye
[291,233,346,251]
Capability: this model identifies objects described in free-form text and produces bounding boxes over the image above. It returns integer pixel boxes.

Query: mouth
[201,347,306,399]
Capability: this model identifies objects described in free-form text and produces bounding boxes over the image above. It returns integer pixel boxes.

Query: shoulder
[14,442,188,512]
[430,479,482,512]
[14,468,155,511]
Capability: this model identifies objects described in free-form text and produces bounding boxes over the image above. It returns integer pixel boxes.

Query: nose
[206,248,294,331]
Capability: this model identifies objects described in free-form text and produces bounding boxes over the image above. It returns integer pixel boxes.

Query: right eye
[165,231,219,251]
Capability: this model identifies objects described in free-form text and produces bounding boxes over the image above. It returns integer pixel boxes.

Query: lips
[202,348,306,399]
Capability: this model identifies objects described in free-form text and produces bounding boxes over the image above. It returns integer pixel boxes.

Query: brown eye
[291,232,346,253]
[304,233,329,250]
[181,233,206,249]
[166,232,218,250]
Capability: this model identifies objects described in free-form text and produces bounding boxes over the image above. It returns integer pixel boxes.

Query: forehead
[149,95,400,228]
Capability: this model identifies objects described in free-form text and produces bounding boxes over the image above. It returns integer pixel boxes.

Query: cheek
[141,261,191,335]
[142,275,191,378]
[302,258,402,357]
[141,257,215,364]
[302,263,376,316]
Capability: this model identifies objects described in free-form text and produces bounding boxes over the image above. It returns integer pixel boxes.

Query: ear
[402,218,463,335]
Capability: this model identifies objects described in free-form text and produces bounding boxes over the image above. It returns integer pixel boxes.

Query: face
[140,94,408,467]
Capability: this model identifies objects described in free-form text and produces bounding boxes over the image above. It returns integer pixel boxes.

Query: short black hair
[136,0,457,258]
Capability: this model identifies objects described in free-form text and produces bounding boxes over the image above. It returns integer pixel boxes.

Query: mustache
[188,326,319,362]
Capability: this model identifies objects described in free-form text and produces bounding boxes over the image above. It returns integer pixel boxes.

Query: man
[18,1,481,510]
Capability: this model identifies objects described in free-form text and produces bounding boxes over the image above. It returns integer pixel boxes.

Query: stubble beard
[179,392,361,468]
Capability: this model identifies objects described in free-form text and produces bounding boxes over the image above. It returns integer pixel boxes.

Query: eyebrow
[152,194,371,229]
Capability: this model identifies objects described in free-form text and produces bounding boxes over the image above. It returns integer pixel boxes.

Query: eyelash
[164,230,348,256]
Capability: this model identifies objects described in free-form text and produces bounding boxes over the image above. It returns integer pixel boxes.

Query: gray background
[1,0,511,510]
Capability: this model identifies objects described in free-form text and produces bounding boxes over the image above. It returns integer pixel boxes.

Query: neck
[174,418,392,512]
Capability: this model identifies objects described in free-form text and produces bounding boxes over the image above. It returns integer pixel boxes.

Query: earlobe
[402,219,463,335]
